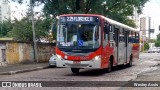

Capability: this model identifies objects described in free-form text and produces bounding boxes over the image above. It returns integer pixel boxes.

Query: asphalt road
[0,53,160,90]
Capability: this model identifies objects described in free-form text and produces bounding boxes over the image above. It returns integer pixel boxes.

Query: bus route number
[67,16,93,22]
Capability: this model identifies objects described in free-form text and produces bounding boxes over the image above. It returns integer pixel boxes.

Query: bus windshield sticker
[73,35,77,41]
[78,40,84,46]
[60,42,73,46]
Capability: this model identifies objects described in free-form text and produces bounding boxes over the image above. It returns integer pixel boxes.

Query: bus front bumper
[56,57,101,69]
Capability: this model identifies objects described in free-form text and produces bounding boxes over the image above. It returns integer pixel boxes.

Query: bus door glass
[118,28,125,64]
[113,26,119,64]
[124,30,129,63]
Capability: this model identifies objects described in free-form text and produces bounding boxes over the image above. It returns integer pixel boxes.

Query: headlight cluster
[95,55,101,60]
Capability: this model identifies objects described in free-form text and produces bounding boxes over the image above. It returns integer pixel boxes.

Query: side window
[128,31,131,43]
[103,21,109,47]
[114,26,119,46]
[113,26,119,42]
[104,22,109,40]
[128,31,134,43]
[119,28,124,42]
[135,32,139,43]
[109,25,114,41]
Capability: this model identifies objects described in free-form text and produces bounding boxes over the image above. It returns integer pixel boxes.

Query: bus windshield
[57,23,100,50]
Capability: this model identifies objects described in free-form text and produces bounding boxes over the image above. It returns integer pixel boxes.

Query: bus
[54,14,140,73]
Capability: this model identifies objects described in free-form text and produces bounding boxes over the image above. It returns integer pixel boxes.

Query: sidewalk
[0,62,49,75]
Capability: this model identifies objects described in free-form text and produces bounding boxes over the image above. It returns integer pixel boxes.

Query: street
[0,53,160,90]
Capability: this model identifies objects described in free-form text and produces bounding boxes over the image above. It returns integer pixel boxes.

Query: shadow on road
[66,65,135,76]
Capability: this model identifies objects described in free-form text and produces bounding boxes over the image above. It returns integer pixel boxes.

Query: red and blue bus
[55,14,139,73]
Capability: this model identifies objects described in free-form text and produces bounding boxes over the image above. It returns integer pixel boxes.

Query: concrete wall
[37,43,52,62]
[0,42,54,64]
[6,42,20,64]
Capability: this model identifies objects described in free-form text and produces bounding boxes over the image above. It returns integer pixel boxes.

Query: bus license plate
[73,61,81,64]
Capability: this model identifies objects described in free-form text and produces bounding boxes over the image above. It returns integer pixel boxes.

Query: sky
[8,0,160,39]
[9,0,44,20]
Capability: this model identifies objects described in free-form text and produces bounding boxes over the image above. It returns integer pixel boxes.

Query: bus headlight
[95,55,101,60]
[64,56,68,59]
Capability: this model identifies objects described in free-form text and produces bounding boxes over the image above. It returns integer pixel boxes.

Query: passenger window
[104,22,109,40]
[119,28,124,42]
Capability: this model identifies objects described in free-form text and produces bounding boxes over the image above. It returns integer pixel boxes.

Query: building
[0,0,10,22]
[139,16,154,40]
[140,17,147,37]
[132,7,140,29]
[128,7,140,29]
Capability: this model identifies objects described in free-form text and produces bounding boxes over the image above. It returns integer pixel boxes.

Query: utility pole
[30,0,38,63]
[148,17,151,41]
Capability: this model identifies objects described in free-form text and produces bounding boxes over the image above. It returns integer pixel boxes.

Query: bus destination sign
[59,16,98,22]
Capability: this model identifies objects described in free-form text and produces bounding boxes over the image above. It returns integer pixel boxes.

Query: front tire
[128,55,133,67]
[106,60,112,73]
[71,68,80,73]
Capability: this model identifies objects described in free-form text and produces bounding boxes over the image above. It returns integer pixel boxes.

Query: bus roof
[101,16,139,32]
[59,14,139,32]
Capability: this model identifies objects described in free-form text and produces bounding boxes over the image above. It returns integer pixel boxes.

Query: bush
[155,41,160,47]
[144,43,149,51]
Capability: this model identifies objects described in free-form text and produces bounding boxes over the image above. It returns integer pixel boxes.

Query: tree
[34,16,52,41]
[155,41,160,47]
[155,33,160,47]
[12,0,149,28]
[0,21,12,37]
[10,0,149,41]
[42,0,148,27]
[7,17,33,41]
[157,33,160,41]
[7,16,52,42]
[144,43,149,51]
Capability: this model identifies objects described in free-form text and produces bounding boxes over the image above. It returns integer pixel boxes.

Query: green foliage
[0,21,12,37]
[144,43,149,51]
[8,18,33,41]
[9,0,149,41]
[157,33,160,41]
[34,16,52,40]
[12,0,149,28]
[155,33,160,47]
[7,16,52,41]
[155,41,160,47]
[41,0,148,27]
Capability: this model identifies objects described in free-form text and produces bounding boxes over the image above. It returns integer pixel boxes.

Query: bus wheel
[106,60,112,73]
[128,55,133,67]
[71,68,80,73]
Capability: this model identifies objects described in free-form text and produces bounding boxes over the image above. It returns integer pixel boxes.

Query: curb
[0,66,49,75]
